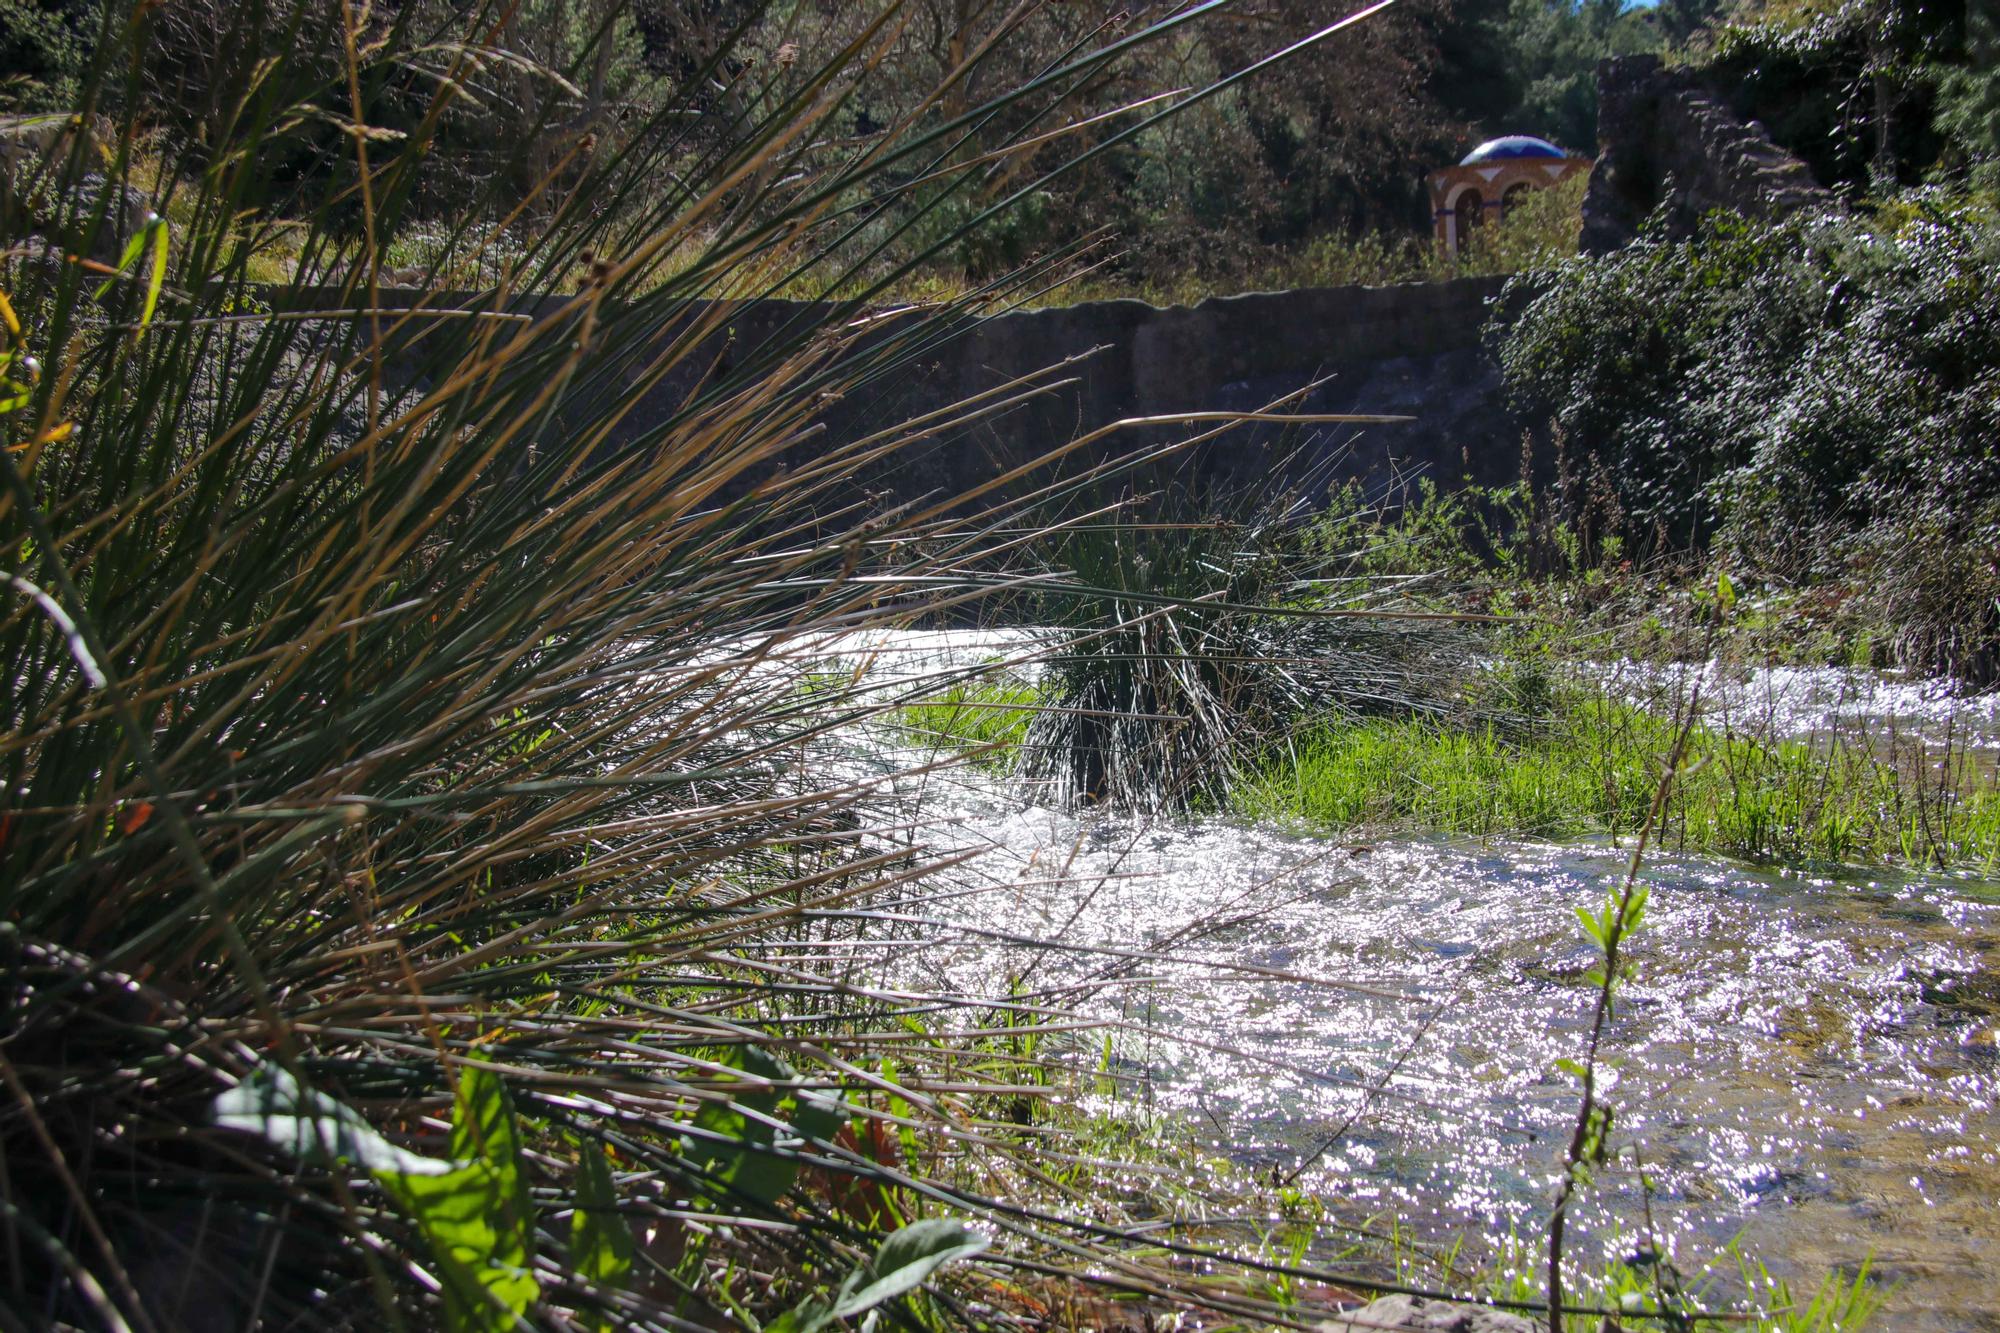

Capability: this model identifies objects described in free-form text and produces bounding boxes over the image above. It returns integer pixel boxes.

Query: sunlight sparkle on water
[814,632,2000,1331]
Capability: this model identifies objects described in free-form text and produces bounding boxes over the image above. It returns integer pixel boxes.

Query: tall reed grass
[993,462,1480,813]
[0,2,1441,1327]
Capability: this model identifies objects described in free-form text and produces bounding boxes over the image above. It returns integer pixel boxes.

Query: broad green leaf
[689,1097,792,1208]
[766,1220,990,1333]
[827,1218,991,1320]
[212,1064,457,1176]
[385,1164,539,1332]
[685,1046,848,1211]
[1716,570,1736,614]
[454,1068,539,1325]
[449,1067,531,1209]
[572,1145,634,1314]
[214,1068,540,1328]
[793,1087,849,1145]
[385,1069,541,1331]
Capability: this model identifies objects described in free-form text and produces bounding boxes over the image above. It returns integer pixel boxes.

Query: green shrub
[2,2,1402,1326]
[1496,196,2000,677]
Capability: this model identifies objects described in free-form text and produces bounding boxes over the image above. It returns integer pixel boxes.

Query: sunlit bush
[1496,193,2000,678]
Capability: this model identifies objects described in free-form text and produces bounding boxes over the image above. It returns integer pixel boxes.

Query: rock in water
[1319,1294,1540,1332]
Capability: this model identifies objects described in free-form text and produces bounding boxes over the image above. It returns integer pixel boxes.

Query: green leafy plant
[569,1142,635,1330]
[769,1218,990,1333]
[0,2,1450,1328]
[1496,197,2000,680]
[215,1064,544,1328]
[683,1046,850,1213]
[1543,641,1711,1333]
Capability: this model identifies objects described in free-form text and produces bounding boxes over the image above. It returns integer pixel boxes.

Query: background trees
[18,0,1988,290]
[703,0,1664,286]
[0,0,1677,286]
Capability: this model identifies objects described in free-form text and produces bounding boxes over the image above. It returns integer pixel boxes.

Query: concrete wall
[344,274,1524,518]
[791,276,1520,514]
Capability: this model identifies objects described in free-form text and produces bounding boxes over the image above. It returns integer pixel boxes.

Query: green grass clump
[6,3,1496,1328]
[1241,714,1640,841]
[1239,695,2000,871]
[1475,1228,1884,1333]
[892,678,1041,762]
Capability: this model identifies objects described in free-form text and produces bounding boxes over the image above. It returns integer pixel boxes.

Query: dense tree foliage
[1935,0,2000,186]
[727,0,1681,284]
[1703,0,1970,193]
[1435,0,1663,152]
[0,0,96,110]
[1498,199,2000,676]
[1,0,1672,285]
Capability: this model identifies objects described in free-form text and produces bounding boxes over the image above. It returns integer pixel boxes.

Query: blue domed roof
[1460,135,1568,165]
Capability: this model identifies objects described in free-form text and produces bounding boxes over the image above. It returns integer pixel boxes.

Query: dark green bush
[1495,212,1823,550]
[1703,0,1963,194]
[1936,3,2000,190]
[1496,194,2000,677]
[0,0,95,110]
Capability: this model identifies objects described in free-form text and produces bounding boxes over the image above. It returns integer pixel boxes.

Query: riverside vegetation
[0,3,1506,1328]
[900,467,2000,876]
[4,0,1991,1330]
[899,576,2000,876]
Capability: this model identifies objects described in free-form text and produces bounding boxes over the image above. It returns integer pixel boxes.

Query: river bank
[862,630,2000,1328]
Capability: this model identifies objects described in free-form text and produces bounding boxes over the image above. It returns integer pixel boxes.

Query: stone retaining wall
[1583,53,1831,254]
[344,275,1523,518]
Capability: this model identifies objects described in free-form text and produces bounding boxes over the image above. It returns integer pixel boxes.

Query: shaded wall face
[343,276,1529,528]
[597,277,1529,519]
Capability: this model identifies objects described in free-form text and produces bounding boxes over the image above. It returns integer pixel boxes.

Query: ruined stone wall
[1582,53,1831,254]
[347,276,1528,518]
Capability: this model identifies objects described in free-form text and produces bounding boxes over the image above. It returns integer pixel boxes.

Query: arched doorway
[1456,187,1485,244]
[1427,137,1592,255]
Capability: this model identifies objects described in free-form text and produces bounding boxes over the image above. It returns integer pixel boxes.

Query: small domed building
[1427,135,1592,254]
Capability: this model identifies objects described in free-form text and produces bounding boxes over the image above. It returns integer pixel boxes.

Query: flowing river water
[829,635,2000,1329]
